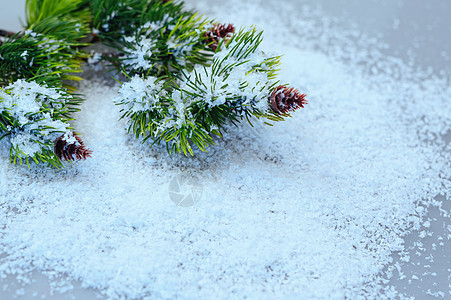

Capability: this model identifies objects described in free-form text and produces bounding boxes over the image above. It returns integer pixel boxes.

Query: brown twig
[0,29,17,38]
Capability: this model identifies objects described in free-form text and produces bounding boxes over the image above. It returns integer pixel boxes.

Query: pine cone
[204,24,235,51]
[54,133,92,161]
[269,85,307,115]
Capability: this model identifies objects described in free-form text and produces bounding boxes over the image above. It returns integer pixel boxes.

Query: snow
[167,35,194,67]
[60,132,79,146]
[116,75,166,113]
[0,0,450,299]
[87,52,102,66]
[122,34,156,70]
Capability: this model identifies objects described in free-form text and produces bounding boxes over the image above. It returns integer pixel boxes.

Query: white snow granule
[0,1,450,299]
[116,75,163,113]
[122,35,156,70]
[87,51,102,66]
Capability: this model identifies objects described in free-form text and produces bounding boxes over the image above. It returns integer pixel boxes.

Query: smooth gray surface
[313,1,451,297]
[0,2,25,32]
[317,0,451,73]
[0,1,449,299]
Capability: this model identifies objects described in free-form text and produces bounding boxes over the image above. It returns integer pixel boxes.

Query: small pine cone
[204,24,235,51]
[54,133,92,161]
[269,85,308,115]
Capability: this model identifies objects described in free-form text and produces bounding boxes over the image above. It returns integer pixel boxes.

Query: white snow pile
[0,0,450,299]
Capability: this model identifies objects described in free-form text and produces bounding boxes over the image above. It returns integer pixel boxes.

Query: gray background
[0,0,449,299]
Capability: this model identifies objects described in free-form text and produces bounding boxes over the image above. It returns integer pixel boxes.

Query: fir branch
[1,0,308,161]
[0,0,95,168]
[26,0,92,42]
[0,32,85,111]
[0,80,83,167]
[103,11,214,78]
[115,27,304,155]
[0,30,91,168]
[92,0,188,42]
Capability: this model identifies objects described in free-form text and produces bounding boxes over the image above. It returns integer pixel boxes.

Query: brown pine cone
[269,85,307,115]
[204,24,235,51]
[54,133,92,161]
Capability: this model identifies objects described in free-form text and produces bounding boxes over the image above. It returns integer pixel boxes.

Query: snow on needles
[122,35,156,70]
[116,75,166,113]
[0,1,450,300]
[180,36,276,113]
[0,80,71,158]
[121,15,175,71]
[117,32,277,138]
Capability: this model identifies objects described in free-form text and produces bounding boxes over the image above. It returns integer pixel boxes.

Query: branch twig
[0,29,17,38]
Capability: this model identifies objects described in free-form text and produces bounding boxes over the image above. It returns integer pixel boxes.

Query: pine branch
[26,0,92,42]
[0,32,85,106]
[93,0,214,80]
[115,27,308,156]
[0,0,94,168]
[0,80,91,168]
[0,0,309,162]
[115,13,213,77]
[92,0,188,41]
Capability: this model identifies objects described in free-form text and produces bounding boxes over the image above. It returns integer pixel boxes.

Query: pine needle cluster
[26,0,92,43]
[0,0,91,168]
[102,0,308,155]
[1,0,308,167]
[116,27,285,155]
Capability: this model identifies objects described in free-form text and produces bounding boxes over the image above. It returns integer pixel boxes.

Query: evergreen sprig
[92,0,187,41]
[116,27,293,155]
[96,1,308,156]
[0,0,93,168]
[0,80,77,168]
[93,0,213,78]
[116,13,213,77]
[0,32,84,94]
[26,0,92,42]
[1,0,308,164]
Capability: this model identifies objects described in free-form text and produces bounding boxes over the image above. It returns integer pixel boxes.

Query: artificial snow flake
[116,75,166,113]
[121,35,156,70]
